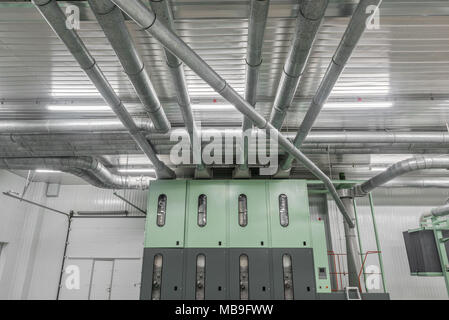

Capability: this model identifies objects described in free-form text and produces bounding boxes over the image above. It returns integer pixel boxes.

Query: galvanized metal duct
[88,0,170,133]
[111,0,354,227]
[32,0,175,179]
[304,131,449,144]
[149,0,196,145]
[384,178,449,189]
[269,0,328,129]
[353,156,449,196]
[339,191,362,287]
[0,157,152,189]
[310,178,449,189]
[2,146,448,159]
[240,0,270,168]
[430,204,449,218]
[3,121,449,145]
[420,203,449,223]
[0,119,152,134]
[280,0,383,171]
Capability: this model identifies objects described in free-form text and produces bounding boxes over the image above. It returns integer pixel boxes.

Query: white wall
[0,170,147,300]
[328,188,449,300]
[58,217,145,300]
[0,171,47,299]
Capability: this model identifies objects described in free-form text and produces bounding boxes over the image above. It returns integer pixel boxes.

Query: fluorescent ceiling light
[35,169,61,173]
[192,104,235,110]
[47,105,110,111]
[324,102,393,109]
[118,168,156,173]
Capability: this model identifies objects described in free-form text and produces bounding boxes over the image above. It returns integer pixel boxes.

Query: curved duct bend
[88,0,170,133]
[420,203,449,224]
[280,0,383,171]
[32,0,175,180]
[269,0,328,129]
[353,156,449,196]
[0,157,152,189]
[430,204,449,218]
[111,0,354,228]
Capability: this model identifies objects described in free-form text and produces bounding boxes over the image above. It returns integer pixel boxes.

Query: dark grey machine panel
[271,248,316,300]
[317,293,390,300]
[140,248,184,300]
[141,248,390,300]
[228,249,272,300]
[184,249,228,300]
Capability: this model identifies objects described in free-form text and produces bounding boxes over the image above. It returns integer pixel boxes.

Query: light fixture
[324,102,393,109]
[35,169,61,173]
[117,168,156,173]
[47,105,110,111]
[192,104,236,110]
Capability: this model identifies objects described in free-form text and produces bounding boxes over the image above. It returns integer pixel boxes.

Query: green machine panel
[267,180,311,248]
[311,220,332,293]
[228,181,269,248]
[145,180,187,248]
[184,180,228,248]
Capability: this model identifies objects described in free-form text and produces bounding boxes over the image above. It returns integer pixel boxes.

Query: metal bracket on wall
[113,191,147,215]
[21,170,35,200]
[2,190,70,218]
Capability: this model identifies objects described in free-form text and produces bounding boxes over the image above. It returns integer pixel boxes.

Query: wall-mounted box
[311,220,331,293]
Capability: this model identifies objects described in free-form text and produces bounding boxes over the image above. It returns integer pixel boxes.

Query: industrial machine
[140,179,389,300]
[403,212,449,297]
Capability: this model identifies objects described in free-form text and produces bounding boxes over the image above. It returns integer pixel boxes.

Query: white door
[110,259,142,300]
[89,260,114,300]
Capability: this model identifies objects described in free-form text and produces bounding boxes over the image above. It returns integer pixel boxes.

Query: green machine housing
[140,179,334,300]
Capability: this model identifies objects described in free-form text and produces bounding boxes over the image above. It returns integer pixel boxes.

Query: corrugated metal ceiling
[1,0,449,181]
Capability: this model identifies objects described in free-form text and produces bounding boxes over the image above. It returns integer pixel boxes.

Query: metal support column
[353,198,367,292]
[368,193,387,293]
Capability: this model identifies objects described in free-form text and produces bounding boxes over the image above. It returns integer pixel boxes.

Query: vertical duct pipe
[269,0,329,129]
[110,0,354,227]
[149,0,207,175]
[148,0,196,145]
[239,0,270,173]
[339,191,362,288]
[88,0,171,133]
[280,0,383,172]
[32,0,175,179]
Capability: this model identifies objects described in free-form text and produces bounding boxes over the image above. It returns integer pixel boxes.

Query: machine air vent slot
[151,254,163,300]
[196,254,206,300]
[239,254,249,300]
[282,254,294,300]
[238,194,248,227]
[197,194,207,227]
[279,194,289,227]
[156,194,167,227]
